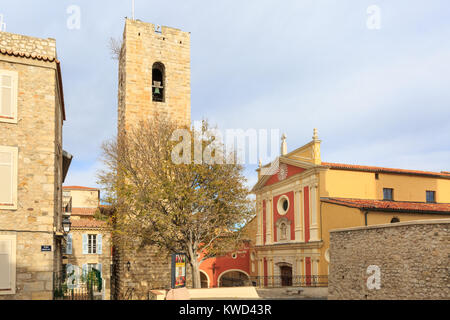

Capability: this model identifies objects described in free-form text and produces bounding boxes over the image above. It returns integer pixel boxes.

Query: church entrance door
[280,266,293,287]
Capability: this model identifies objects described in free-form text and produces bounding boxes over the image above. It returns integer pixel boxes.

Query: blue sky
[1,1,449,193]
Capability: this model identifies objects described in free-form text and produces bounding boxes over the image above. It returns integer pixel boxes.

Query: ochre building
[62,186,112,300]
[248,130,450,287]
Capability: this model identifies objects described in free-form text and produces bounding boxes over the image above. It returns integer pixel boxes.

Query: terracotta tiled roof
[63,186,99,191]
[0,48,59,62]
[71,218,108,229]
[321,197,450,214]
[72,207,98,216]
[0,48,66,121]
[322,162,450,179]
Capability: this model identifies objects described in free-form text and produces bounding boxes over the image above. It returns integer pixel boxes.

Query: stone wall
[112,236,192,300]
[118,18,191,133]
[329,219,450,300]
[0,33,63,300]
[114,19,192,300]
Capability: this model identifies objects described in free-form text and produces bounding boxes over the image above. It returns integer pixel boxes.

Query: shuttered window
[0,70,18,123]
[65,234,73,254]
[0,146,18,210]
[0,235,16,295]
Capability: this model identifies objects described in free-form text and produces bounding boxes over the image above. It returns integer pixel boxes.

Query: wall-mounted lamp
[126,261,131,272]
[62,217,72,234]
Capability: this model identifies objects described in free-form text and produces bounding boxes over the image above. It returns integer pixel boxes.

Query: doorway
[280,266,293,287]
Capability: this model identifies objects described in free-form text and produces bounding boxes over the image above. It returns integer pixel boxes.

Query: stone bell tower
[113,19,192,299]
[118,18,191,133]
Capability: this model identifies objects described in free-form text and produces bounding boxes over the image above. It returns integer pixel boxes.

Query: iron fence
[53,269,103,300]
[250,275,328,288]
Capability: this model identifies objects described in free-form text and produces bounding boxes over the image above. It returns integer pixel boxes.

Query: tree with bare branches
[98,116,254,288]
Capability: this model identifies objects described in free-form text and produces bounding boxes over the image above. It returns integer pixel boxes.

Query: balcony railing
[250,275,328,288]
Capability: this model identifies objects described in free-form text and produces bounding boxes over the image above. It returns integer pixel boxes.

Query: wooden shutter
[82,264,88,279]
[97,234,102,254]
[0,253,10,290]
[0,71,18,122]
[0,239,12,290]
[0,151,13,206]
[66,264,76,289]
[97,263,102,278]
[66,234,72,255]
[82,234,88,254]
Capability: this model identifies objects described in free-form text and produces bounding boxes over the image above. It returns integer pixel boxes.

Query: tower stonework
[118,18,191,133]
[113,19,192,300]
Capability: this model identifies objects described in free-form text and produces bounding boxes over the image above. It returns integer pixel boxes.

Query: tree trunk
[190,260,201,289]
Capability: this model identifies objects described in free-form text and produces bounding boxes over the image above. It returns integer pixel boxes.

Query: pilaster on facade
[256,198,262,246]
[265,199,273,245]
[309,183,320,242]
[294,188,304,242]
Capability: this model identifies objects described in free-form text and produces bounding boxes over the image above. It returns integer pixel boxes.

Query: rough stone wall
[114,19,192,300]
[329,219,450,300]
[0,34,62,300]
[112,236,192,300]
[118,18,191,132]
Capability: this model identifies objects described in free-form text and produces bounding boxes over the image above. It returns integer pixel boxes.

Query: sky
[1,0,449,194]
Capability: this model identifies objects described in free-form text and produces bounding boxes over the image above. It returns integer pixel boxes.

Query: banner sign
[171,253,187,289]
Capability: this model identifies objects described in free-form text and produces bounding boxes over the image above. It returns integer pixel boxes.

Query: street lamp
[62,217,72,234]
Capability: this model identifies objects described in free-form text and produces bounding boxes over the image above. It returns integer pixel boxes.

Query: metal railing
[53,270,103,300]
[250,275,328,288]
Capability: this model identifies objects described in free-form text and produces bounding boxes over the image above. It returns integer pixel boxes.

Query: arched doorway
[218,270,251,287]
[280,266,293,287]
[200,271,209,288]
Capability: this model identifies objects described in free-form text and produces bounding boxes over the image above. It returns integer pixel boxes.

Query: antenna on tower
[132,0,135,20]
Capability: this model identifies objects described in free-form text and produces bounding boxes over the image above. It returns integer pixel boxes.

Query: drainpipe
[364,211,368,226]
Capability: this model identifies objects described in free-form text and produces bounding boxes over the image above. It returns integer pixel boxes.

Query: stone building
[246,130,450,288]
[62,186,112,300]
[329,219,449,300]
[0,31,71,299]
[113,18,192,300]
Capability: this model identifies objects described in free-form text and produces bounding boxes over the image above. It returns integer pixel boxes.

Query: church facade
[249,130,450,287]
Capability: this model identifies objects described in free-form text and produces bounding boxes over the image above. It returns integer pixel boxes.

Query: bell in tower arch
[152,62,165,102]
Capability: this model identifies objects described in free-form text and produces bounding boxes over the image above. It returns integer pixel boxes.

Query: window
[426,191,436,203]
[0,235,16,295]
[0,70,18,124]
[152,62,165,102]
[277,195,290,216]
[391,217,400,223]
[82,263,103,278]
[82,234,102,255]
[0,146,18,210]
[88,234,97,254]
[383,188,394,201]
